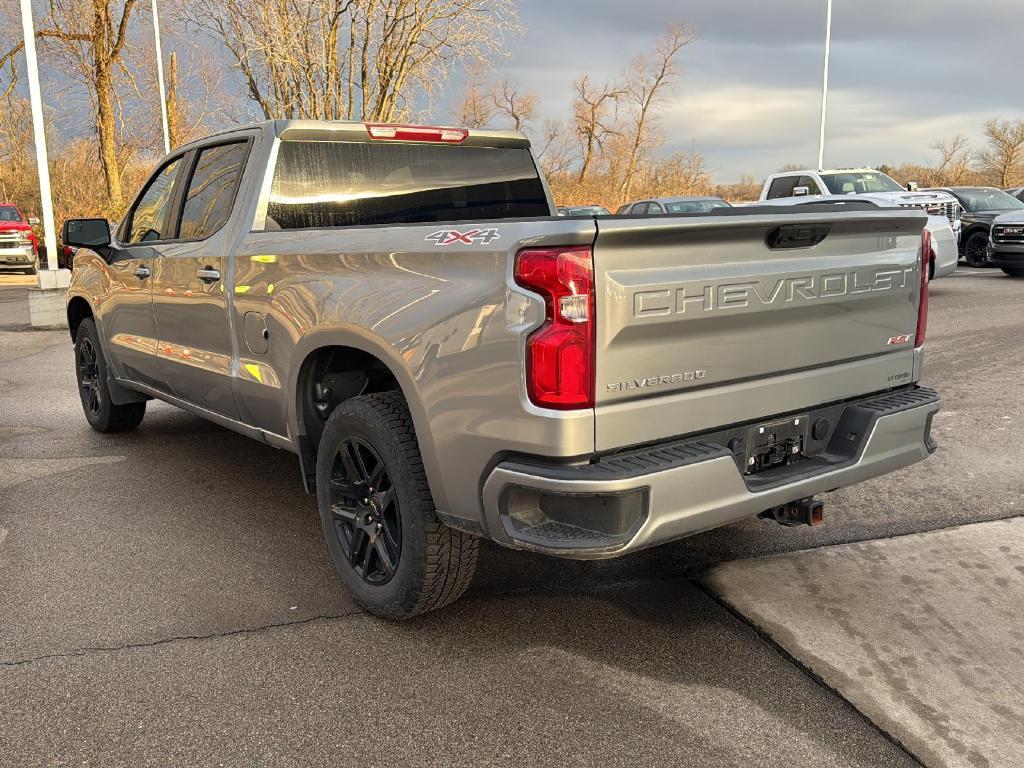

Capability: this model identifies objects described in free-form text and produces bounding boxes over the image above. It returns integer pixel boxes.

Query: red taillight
[365,123,468,144]
[917,228,930,347]
[514,246,595,409]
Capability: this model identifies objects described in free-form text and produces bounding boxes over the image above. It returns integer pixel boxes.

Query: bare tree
[491,78,535,131]
[183,0,520,123]
[572,76,621,182]
[930,135,972,185]
[976,118,1024,188]
[454,59,495,128]
[533,118,574,176]
[34,0,140,211]
[617,23,693,201]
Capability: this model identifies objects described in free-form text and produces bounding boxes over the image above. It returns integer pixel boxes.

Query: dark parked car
[929,187,1024,267]
[615,195,731,215]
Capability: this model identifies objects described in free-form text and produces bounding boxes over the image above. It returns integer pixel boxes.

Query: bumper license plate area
[742,416,808,475]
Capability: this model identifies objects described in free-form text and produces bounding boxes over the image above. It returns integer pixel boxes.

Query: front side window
[0,205,23,222]
[266,140,549,230]
[797,176,823,195]
[127,158,181,243]
[178,143,247,240]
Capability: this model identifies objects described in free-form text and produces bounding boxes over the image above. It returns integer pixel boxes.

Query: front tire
[1002,268,1024,278]
[316,391,478,619]
[74,318,146,432]
[962,231,990,268]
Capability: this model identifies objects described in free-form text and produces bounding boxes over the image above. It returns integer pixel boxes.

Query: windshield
[665,200,730,213]
[820,172,904,195]
[0,205,23,223]
[955,188,1024,212]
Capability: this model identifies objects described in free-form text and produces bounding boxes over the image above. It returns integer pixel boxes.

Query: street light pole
[816,0,833,170]
[19,0,57,273]
[151,0,171,154]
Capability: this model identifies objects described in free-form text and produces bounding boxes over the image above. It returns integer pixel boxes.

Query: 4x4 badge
[425,228,501,246]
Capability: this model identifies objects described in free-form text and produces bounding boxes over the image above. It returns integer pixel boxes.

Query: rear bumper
[481,386,940,559]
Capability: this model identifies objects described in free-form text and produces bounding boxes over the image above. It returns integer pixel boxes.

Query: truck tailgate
[593,209,927,451]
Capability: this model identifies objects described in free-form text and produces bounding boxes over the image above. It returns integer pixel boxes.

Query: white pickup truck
[759,169,961,279]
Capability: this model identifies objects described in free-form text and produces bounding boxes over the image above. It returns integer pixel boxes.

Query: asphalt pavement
[0,268,1021,767]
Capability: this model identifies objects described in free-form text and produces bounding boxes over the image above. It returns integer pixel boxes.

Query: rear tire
[1002,268,1024,278]
[74,318,146,432]
[315,391,478,619]
[962,231,989,268]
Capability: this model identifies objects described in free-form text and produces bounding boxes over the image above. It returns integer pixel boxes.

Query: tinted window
[128,158,181,243]
[797,176,823,195]
[766,176,799,199]
[820,172,903,195]
[646,202,664,214]
[665,200,731,213]
[0,205,23,222]
[178,143,247,240]
[266,141,549,229]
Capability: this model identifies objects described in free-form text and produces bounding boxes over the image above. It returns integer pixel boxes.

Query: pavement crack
[0,610,367,668]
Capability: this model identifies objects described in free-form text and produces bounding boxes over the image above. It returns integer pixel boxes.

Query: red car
[0,203,39,274]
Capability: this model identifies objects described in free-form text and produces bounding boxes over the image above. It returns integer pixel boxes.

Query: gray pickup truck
[62,120,940,618]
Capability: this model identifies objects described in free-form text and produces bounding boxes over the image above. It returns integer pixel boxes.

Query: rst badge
[887,334,914,345]
[425,228,501,246]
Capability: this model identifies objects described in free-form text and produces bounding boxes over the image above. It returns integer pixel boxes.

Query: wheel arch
[66,295,94,343]
[288,327,446,510]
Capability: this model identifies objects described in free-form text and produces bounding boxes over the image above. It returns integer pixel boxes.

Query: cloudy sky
[490,0,1021,181]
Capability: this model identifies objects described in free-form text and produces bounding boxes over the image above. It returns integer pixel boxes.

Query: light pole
[151,0,171,154]
[19,0,57,273]
[816,0,833,170]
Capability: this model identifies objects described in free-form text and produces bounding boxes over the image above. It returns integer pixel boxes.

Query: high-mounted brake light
[917,228,931,347]
[514,246,595,409]
[365,123,469,144]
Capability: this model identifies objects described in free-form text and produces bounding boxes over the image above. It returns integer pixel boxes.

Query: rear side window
[766,176,799,199]
[797,175,823,195]
[178,142,247,240]
[265,141,549,229]
[0,205,23,222]
[127,158,182,243]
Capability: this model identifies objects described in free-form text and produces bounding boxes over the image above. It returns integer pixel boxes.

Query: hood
[857,191,958,206]
[0,220,32,233]
[994,209,1024,225]
[961,210,1007,223]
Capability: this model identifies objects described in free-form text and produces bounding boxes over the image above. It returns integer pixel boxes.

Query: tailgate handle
[766,224,831,250]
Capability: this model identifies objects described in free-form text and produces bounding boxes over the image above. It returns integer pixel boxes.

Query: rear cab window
[265,141,550,230]
[766,176,799,199]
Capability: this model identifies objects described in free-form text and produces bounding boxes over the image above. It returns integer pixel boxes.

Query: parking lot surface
[1,269,1021,767]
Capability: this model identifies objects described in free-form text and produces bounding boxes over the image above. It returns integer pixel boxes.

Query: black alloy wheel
[77,336,102,417]
[963,231,990,268]
[328,437,401,584]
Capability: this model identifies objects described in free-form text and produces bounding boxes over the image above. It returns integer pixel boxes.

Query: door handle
[134,266,150,279]
[196,267,221,283]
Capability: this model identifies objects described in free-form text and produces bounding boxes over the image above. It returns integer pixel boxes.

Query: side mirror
[793,186,810,197]
[906,181,919,192]
[62,218,111,249]
[28,216,40,225]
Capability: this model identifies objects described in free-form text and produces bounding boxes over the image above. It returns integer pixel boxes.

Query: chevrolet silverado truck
[62,120,940,618]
